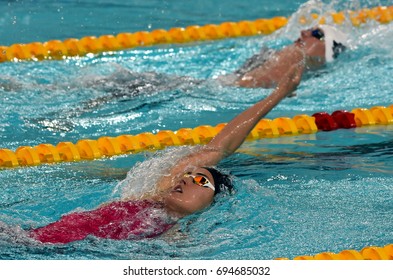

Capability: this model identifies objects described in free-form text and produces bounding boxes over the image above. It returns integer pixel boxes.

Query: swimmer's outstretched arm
[157,65,303,190]
[206,64,303,162]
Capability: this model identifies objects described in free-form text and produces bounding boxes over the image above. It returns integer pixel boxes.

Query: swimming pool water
[1,0,393,259]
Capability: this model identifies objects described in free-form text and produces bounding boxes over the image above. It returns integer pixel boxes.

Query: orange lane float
[1,104,392,169]
[1,5,392,63]
[278,244,393,260]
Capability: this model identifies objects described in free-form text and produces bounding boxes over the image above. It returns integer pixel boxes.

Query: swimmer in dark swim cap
[29,62,302,244]
[157,64,303,218]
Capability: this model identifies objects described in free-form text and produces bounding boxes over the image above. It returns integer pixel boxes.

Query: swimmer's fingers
[278,64,303,95]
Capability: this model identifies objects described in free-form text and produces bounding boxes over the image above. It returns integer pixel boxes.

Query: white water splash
[113,146,201,200]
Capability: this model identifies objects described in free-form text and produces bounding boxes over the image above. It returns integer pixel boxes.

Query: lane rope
[1,5,392,63]
[277,244,393,260]
[1,105,392,168]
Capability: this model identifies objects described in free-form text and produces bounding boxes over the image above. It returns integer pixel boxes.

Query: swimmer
[218,25,348,88]
[28,62,304,244]
[25,25,347,132]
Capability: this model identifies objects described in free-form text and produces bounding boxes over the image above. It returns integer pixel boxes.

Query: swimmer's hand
[277,64,303,97]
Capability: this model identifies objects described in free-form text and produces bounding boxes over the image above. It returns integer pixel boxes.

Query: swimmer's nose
[183,177,193,186]
[177,179,188,188]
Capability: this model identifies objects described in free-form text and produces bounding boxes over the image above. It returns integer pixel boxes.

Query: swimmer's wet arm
[236,69,274,88]
[206,65,303,162]
[237,46,304,88]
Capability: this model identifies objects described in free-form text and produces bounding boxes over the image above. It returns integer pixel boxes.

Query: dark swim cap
[203,167,234,195]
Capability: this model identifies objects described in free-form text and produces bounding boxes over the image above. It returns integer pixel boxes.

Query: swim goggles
[184,173,215,192]
[311,28,324,40]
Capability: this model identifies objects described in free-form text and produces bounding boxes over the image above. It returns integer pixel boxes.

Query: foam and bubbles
[114,146,201,200]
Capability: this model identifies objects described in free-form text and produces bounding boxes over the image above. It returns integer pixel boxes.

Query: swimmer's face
[164,167,215,217]
[295,28,326,60]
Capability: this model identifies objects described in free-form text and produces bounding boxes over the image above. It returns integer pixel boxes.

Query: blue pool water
[1,0,393,259]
